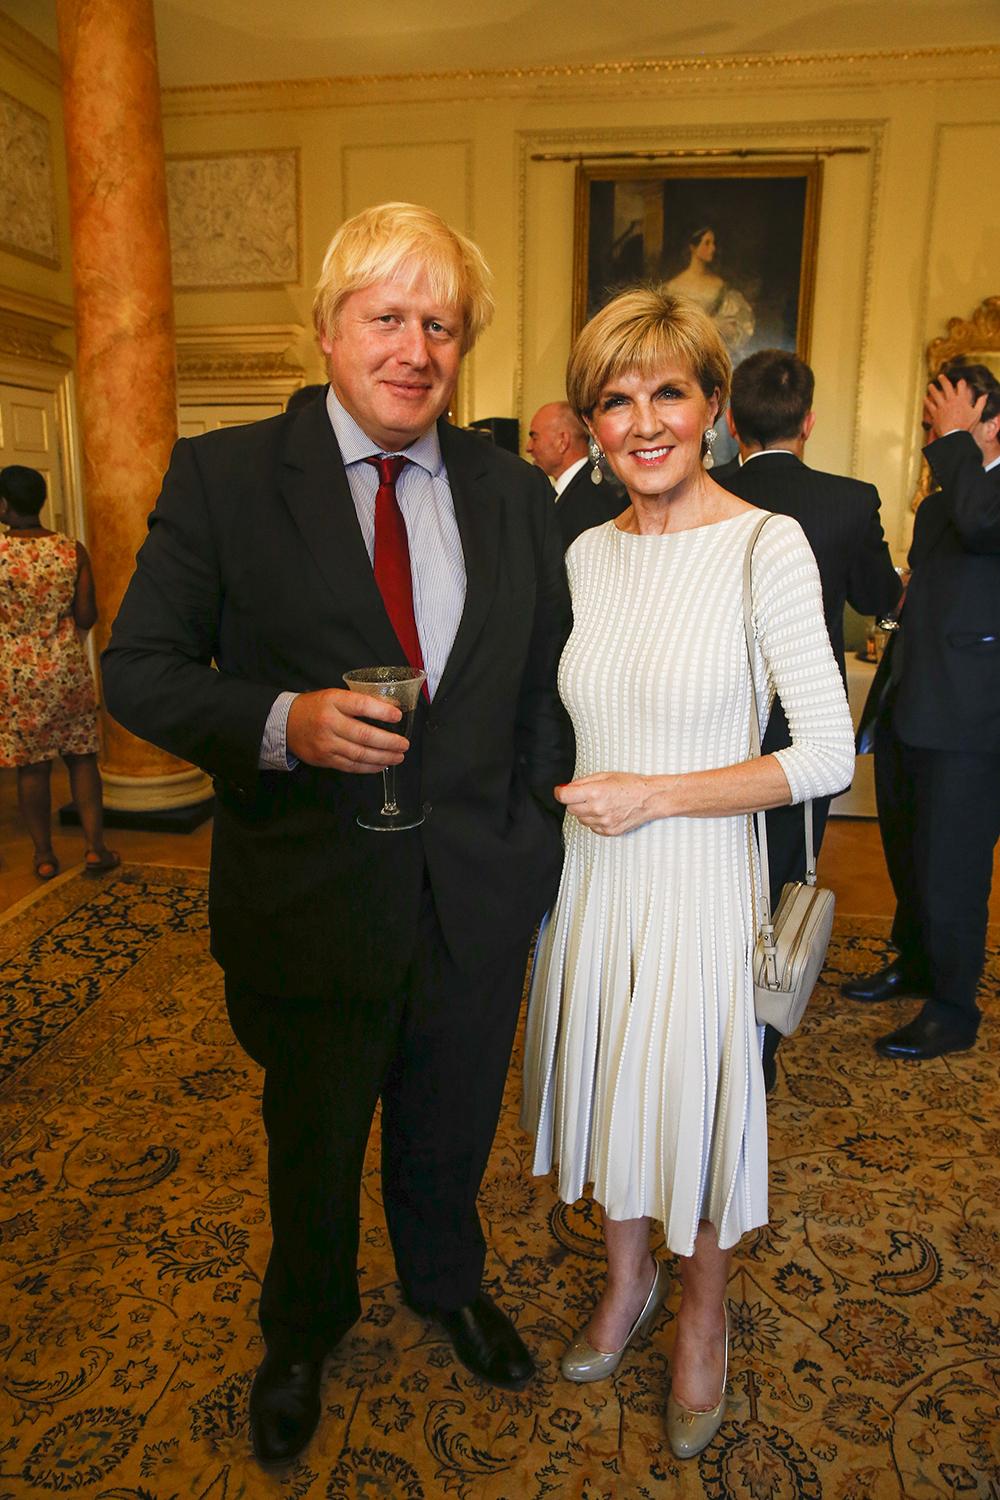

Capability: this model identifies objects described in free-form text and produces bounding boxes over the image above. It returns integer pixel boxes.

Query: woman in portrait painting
[665,225,755,359]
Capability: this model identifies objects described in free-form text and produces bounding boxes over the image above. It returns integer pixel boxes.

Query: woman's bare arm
[72,541,98,630]
[556,756,791,837]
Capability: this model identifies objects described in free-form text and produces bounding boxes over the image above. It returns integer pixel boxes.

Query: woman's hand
[555,772,657,836]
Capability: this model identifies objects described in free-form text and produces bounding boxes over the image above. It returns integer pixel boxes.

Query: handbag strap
[741,513,817,982]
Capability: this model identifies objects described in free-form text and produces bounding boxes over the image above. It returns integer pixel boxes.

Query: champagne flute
[343,666,427,831]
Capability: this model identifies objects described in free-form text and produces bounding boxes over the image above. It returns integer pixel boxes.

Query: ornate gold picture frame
[572,160,823,361]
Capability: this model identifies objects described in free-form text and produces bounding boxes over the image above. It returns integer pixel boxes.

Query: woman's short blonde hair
[313,202,494,354]
[567,285,732,419]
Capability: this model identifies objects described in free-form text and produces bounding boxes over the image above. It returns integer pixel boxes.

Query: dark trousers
[759,797,831,1074]
[225,887,529,1358]
[874,719,1000,1023]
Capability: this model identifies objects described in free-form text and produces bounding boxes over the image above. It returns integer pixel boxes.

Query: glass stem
[381,764,400,817]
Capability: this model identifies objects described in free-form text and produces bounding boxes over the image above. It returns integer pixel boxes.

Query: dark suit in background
[555,462,625,550]
[103,399,572,1354]
[710,455,741,484]
[718,451,901,900]
[875,430,1000,1032]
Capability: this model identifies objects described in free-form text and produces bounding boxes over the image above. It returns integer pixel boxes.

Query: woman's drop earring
[588,436,604,485]
[702,427,717,470]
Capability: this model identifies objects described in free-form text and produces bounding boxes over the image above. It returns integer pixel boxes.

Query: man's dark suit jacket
[892,431,1000,752]
[717,452,901,682]
[554,462,625,550]
[103,399,572,1001]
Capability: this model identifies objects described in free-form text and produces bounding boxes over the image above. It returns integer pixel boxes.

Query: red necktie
[364,454,423,673]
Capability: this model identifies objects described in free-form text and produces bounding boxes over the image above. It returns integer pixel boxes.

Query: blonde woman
[522,286,853,1458]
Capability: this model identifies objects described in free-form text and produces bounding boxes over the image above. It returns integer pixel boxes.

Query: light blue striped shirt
[259,387,466,769]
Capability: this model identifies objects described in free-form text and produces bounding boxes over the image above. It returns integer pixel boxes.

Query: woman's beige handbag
[743,515,836,1036]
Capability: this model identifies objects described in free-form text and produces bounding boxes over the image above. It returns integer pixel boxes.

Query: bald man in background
[527,400,623,548]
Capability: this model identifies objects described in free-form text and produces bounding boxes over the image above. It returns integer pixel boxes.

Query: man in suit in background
[527,399,623,547]
[718,349,901,1089]
[104,203,572,1466]
[844,364,1000,1059]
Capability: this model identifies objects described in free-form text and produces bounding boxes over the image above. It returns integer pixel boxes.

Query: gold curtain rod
[530,145,869,163]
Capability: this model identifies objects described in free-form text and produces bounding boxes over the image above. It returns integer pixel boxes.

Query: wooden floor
[2,762,999,926]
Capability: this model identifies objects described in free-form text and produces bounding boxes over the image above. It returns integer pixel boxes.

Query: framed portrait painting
[572,160,822,362]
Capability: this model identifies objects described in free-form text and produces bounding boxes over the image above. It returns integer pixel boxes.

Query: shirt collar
[554,455,588,496]
[324,386,443,475]
[742,448,796,464]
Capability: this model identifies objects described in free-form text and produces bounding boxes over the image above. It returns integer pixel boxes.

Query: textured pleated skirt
[521,514,786,1255]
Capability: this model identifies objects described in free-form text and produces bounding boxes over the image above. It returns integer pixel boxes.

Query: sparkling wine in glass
[343,666,427,831]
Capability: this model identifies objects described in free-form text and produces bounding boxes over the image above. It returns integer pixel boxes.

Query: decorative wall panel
[0,88,58,268]
[166,149,300,289]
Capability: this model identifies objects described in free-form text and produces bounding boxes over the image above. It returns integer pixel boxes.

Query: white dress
[522,511,855,1255]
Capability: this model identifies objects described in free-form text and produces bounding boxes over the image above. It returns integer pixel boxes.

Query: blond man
[104,203,571,1466]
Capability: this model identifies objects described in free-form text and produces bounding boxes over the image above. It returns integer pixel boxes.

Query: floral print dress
[0,533,99,766]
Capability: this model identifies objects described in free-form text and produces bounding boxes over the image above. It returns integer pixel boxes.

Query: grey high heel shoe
[666,1305,729,1459]
[560,1260,669,1383]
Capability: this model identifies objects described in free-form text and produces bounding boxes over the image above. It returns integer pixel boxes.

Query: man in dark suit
[843,364,1000,1059]
[103,203,572,1466]
[527,399,624,547]
[718,349,901,1088]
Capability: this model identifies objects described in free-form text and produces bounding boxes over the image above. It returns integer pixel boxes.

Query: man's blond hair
[313,202,494,354]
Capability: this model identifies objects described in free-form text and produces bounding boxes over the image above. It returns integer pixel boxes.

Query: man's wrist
[259,691,300,770]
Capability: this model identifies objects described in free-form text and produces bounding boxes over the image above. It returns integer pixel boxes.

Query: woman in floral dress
[0,465,118,879]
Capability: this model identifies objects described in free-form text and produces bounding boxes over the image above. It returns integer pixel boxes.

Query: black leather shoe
[249,1349,324,1466]
[842,959,931,1004]
[874,1009,978,1060]
[416,1292,535,1390]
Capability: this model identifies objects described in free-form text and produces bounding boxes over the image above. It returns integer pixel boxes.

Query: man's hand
[923,374,987,442]
[555,772,655,836]
[287,688,407,772]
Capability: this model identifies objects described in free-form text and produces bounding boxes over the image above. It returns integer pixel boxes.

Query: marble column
[57,0,211,818]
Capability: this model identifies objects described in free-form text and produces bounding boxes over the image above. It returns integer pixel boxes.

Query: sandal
[83,848,121,876]
[34,854,60,882]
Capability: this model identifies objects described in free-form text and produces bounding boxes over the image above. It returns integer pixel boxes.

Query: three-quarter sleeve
[750,514,855,803]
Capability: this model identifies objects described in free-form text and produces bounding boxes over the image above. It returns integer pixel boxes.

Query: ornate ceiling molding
[161,45,1000,117]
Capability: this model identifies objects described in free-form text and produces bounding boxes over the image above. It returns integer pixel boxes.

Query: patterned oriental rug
[0,865,997,1500]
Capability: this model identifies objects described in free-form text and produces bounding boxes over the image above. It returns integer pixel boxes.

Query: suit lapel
[435,420,501,703]
[279,399,402,665]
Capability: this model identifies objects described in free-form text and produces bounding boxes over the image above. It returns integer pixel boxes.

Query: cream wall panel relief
[166,148,301,290]
[0,87,58,268]
[923,121,1000,341]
